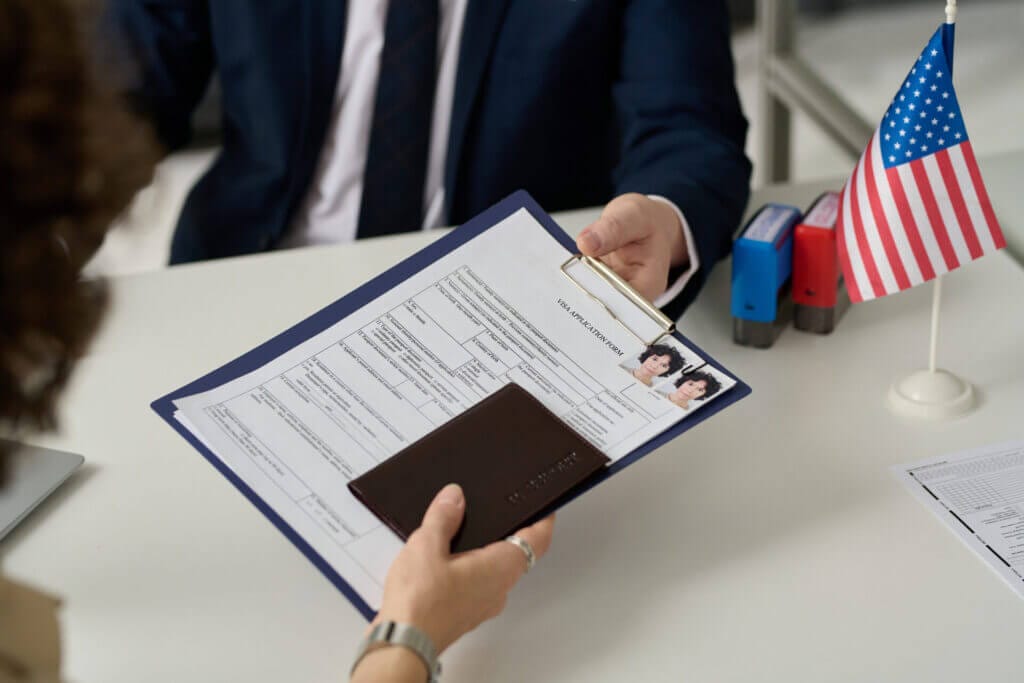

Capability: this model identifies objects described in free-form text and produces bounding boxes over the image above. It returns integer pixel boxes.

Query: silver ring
[504,535,536,573]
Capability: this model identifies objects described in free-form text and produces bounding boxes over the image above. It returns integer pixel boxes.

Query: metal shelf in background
[757,0,873,183]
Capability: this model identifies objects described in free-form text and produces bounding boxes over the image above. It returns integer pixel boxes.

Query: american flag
[836,23,1005,303]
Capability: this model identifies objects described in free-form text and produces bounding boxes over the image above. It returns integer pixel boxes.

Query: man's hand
[576,193,688,303]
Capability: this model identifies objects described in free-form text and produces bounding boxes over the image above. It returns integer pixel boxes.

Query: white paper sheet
[172,208,734,609]
[894,440,1024,599]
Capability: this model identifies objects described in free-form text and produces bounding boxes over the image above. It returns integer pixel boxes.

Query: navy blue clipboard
[151,190,751,620]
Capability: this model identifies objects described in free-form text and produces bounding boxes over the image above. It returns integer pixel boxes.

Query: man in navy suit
[108,1,750,318]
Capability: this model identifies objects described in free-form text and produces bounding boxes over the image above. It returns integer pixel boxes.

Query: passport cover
[348,383,610,553]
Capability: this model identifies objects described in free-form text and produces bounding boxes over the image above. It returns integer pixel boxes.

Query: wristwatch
[351,621,441,683]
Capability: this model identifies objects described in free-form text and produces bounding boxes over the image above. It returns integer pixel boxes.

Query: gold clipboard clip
[560,253,675,348]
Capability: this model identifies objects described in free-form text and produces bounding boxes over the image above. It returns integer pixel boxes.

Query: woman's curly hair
[0,0,155,460]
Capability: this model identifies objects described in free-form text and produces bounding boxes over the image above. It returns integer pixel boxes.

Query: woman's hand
[374,483,555,653]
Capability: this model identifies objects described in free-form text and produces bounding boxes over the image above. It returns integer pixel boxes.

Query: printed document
[894,440,1024,599]
[171,208,735,610]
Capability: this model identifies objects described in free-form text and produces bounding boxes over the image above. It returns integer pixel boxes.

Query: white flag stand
[887,274,976,419]
[885,0,976,420]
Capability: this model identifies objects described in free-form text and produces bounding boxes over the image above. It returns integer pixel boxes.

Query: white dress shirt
[284,0,697,309]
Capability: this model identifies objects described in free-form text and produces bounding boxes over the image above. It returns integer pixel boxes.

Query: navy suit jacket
[109,0,751,318]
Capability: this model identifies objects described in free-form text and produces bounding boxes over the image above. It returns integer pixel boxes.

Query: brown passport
[348,383,610,553]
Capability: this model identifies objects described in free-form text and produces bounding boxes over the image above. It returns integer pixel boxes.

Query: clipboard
[151,190,750,620]
[561,253,675,347]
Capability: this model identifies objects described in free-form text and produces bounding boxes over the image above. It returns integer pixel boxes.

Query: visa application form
[170,207,736,610]
[894,440,1024,599]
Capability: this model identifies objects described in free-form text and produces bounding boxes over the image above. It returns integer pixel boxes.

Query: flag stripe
[935,148,983,259]
[835,182,865,303]
[922,155,972,264]
[960,141,1006,249]
[946,144,996,254]
[835,154,868,301]
[895,163,951,276]
[910,160,960,270]
[885,167,935,281]
[864,134,913,290]
[848,151,887,298]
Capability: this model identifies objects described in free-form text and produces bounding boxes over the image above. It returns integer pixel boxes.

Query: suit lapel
[444,0,512,220]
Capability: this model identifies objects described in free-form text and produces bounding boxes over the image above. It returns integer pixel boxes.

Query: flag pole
[928,276,941,373]
[923,0,955,377]
[886,0,976,420]
[926,0,954,374]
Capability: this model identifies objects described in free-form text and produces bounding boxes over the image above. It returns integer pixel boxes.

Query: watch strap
[351,621,441,683]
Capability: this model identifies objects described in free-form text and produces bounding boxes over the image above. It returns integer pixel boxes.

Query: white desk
[5,158,1024,681]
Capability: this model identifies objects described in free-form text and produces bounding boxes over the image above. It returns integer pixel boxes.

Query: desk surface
[5,155,1024,682]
